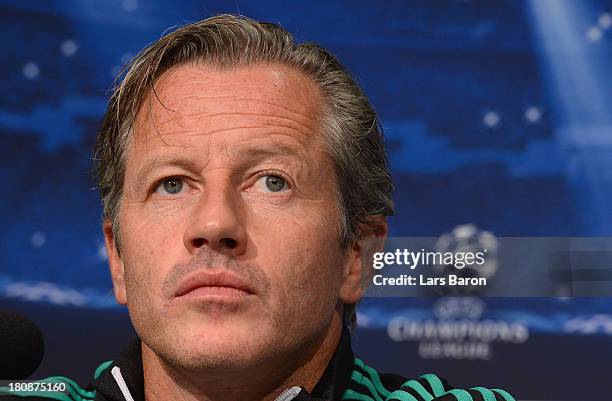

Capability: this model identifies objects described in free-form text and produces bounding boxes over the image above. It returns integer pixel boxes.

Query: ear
[339,217,388,304]
[103,220,127,305]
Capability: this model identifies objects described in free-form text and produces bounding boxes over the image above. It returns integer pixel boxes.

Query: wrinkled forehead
[130,62,326,148]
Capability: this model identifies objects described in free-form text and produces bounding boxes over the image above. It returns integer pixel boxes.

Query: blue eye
[254,174,288,193]
[156,177,184,195]
[265,175,286,192]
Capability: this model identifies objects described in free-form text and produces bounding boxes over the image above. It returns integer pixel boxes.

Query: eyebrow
[134,156,200,189]
[133,144,304,188]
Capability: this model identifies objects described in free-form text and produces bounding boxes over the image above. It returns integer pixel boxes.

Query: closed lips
[174,271,254,297]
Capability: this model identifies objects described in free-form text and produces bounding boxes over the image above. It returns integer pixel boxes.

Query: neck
[142,314,343,401]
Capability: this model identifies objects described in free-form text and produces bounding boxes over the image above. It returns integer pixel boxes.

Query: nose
[183,182,247,256]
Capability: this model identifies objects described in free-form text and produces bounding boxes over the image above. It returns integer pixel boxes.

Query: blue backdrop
[1,1,612,400]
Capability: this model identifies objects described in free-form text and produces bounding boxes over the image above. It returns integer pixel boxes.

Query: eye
[254,174,289,193]
[154,177,185,195]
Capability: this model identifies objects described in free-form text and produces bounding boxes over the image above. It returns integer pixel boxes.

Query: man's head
[95,14,393,374]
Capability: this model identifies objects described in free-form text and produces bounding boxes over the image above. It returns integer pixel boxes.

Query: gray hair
[94,14,394,324]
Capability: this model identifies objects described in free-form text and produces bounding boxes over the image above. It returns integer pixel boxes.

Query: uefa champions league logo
[387,295,530,360]
[432,224,499,295]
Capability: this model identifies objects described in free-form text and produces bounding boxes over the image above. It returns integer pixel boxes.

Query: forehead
[151,62,321,108]
[131,62,325,151]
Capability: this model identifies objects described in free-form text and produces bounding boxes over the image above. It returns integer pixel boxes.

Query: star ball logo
[431,224,499,295]
[369,224,498,292]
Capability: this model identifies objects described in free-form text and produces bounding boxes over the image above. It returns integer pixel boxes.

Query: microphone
[0,310,45,379]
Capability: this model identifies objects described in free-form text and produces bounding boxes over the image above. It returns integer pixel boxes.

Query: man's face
[104,63,365,371]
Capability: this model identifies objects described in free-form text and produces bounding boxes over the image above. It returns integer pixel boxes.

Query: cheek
[255,208,345,321]
[121,249,156,333]
[121,201,186,263]
[122,242,155,307]
[119,209,179,324]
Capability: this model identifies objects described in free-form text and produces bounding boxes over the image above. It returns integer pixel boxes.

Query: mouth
[174,271,255,300]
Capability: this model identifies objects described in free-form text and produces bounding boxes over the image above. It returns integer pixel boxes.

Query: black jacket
[0,329,516,401]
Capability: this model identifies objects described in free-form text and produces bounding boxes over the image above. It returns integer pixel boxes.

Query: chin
[162,319,277,370]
